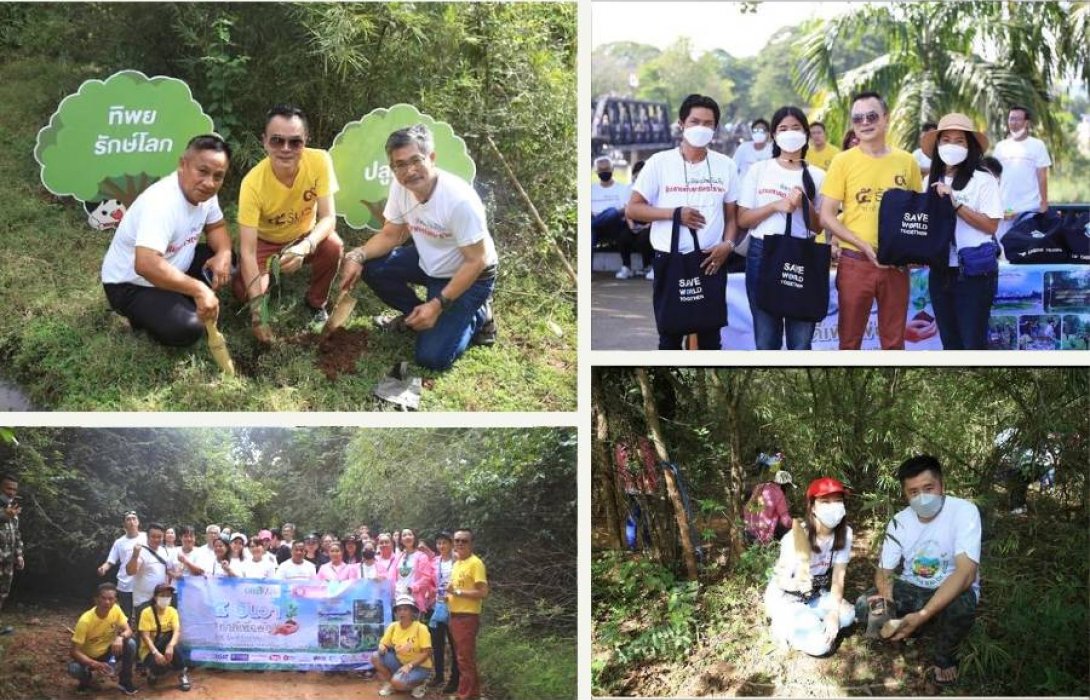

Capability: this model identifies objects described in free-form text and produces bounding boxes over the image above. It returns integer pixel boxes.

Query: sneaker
[412,684,428,698]
[472,298,497,347]
[0,625,13,635]
[179,669,191,691]
[378,683,395,697]
[308,306,330,333]
[645,267,654,280]
[615,265,633,280]
[119,683,138,696]
[443,681,459,694]
[374,312,410,333]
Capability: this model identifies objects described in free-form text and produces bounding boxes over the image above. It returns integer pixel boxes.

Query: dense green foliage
[0,2,576,410]
[1,426,575,699]
[592,368,1089,697]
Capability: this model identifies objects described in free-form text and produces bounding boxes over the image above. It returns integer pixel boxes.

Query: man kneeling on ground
[372,594,433,698]
[101,135,233,347]
[856,454,981,689]
[68,583,138,695]
[339,124,498,370]
[138,582,191,691]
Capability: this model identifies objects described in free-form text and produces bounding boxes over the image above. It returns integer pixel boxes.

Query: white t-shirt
[384,169,498,279]
[879,495,981,599]
[912,148,932,174]
[238,557,277,579]
[130,545,171,606]
[943,170,1003,265]
[172,546,213,578]
[738,159,826,241]
[106,532,147,593]
[733,141,773,181]
[591,181,631,216]
[634,148,740,253]
[100,172,224,286]
[276,558,317,581]
[993,136,1051,214]
[773,525,853,585]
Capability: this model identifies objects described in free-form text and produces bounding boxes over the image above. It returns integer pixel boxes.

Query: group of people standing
[598,91,1052,351]
[747,455,982,688]
[101,107,498,371]
[71,513,488,699]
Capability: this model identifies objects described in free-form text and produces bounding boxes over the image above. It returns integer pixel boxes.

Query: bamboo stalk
[484,135,577,286]
[322,291,357,337]
[204,320,235,376]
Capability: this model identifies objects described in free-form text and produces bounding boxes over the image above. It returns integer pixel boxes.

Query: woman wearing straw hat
[923,113,1003,350]
[372,594,433,698]
[763,477,855,656]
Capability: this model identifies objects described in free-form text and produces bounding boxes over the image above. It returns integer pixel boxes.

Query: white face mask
[813,502,846,529]
[155,596,172,609]
[752,129,768,145]
[909,492,944,519]
[1010,127,1027,139]
[683,125,714,149]
[938,144,968,166]
[774,130,808,154]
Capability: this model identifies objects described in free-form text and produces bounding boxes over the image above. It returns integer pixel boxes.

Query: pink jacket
[391,549,436,612]
[744,482,791,543]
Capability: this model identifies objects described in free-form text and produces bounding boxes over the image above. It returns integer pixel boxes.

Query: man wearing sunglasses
[339,124,499,371]
[820,91,922,349]
[234,105,343,343]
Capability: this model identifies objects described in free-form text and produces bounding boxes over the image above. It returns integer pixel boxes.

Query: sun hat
[773,470,795,487]
[921,113,989,157]
[806,476,847,499]
[257,529,272,541]
[393,594,418,613]
[230,532,248,546]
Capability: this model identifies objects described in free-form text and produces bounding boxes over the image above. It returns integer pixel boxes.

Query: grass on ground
[0,57,575,411]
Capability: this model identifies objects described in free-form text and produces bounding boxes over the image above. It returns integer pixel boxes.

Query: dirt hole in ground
[284,328,370,381]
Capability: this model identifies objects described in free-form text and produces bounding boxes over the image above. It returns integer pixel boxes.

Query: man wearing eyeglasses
[97,511,147,625]
[339,124,499,371]
[820,91,922,349]
[233,105,343,343]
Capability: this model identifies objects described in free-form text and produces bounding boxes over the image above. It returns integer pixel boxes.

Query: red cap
[806,477,847,499]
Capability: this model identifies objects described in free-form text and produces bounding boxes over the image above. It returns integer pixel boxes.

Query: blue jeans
[928,264,997,350]
[68,638,136,687]
[745,238,816,350]
[375,649,431,686]
[361,245,495,370]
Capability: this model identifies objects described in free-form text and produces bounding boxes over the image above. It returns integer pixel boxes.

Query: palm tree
[794,1,1086,157]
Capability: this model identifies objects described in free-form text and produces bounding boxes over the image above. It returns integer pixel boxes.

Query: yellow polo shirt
[137,605,180,661]
[72,604,127,659]
[820,147,922,251]
[238,148,339,245]
[449,554,487,615]
[809,143,840,171]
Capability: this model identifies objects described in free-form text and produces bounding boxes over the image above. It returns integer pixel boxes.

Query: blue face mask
[909,492,944,519]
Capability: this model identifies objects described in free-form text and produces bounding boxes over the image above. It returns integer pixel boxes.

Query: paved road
[591,272,659,350]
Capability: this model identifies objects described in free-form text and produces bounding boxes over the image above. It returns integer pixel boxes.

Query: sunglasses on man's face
[268,135,305,150]
[850,111,881,126]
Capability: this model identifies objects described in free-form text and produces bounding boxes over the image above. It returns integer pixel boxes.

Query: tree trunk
[635,368,699,580]
[708,369,746,568]
[592,383,625,551]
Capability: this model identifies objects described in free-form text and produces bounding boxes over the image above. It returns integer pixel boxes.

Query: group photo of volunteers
[0,2,576,412]
[0,426,577,700]
[590,1,1089,351]
[591,366,1088,698]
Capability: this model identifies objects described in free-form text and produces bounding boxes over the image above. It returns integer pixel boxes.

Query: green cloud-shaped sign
[329,104,475,230]
[35,70,213,206]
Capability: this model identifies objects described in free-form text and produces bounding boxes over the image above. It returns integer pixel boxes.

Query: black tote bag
[1001,211,1069,264]
[877,188,956,266]
[755,195,831,322]
[652,208,727,337]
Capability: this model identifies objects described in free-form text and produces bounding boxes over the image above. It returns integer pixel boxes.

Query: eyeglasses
[850,111,881,125]
[268,135,305,150]
[390,154,427,173]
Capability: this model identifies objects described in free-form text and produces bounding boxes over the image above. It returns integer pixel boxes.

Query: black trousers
[103,244,219,347]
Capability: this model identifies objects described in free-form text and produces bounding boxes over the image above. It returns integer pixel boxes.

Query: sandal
[926,665,959,688]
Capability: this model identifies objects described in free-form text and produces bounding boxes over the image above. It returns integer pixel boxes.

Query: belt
[839,248,868,261]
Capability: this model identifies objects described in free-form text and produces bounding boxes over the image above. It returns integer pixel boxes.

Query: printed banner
[177,576,392,671]
[722,264,1090,350]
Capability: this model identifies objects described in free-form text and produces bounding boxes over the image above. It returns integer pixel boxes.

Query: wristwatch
[437,293,452,312]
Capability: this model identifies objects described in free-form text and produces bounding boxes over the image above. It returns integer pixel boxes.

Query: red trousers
[232,232,343,310]
[835,252,909,349]
[450,613,481,699]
